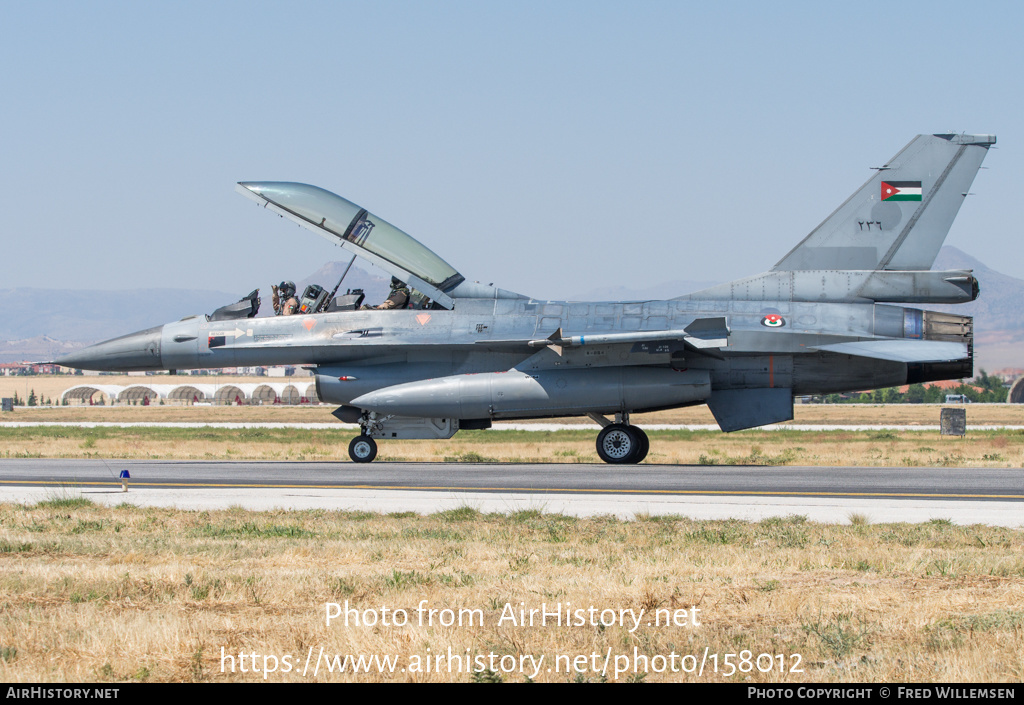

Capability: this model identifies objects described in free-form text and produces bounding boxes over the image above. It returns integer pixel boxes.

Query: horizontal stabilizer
[706,388,793,433]
[814,339,968,363]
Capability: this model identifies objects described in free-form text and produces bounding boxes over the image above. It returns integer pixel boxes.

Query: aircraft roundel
[761,314,786,328]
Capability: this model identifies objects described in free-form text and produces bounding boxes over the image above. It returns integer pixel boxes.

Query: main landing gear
[591,413,649,464]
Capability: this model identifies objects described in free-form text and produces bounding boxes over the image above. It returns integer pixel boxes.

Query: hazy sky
[2,1,1020,300]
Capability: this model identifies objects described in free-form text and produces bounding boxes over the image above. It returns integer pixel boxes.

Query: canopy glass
[238,182,463,292]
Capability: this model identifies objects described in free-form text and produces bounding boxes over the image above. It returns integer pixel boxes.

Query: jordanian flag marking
[881,181,922,201]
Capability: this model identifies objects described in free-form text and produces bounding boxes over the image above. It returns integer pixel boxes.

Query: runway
[1,458,1022,526]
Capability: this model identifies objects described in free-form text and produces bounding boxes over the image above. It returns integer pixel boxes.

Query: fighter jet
[56,133,994,463]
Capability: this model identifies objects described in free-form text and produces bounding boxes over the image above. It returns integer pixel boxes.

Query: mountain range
[1,247,1019,371]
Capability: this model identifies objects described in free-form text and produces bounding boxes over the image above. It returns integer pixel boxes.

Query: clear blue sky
[2,1,1020,299]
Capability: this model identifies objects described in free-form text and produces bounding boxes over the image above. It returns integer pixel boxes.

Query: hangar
[1010,377,1024,404]
[61,382,317,405]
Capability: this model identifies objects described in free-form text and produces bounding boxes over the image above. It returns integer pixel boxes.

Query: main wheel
[633,427,650,464]
[348,435,378,463]
[596,423,642,464]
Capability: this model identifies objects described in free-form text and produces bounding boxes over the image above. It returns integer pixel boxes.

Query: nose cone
[57,325,164,371]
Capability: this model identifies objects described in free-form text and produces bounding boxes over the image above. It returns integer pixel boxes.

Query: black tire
[633,427,650,464]
[596,423,641,464]
[348,435,378,463]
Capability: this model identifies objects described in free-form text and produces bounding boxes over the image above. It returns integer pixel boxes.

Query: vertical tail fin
[772,133,995,272]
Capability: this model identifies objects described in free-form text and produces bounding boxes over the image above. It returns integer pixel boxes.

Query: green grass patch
[434,506,482,522]
[802,613,873,658]
[194,522,316,539]
[36,496,94,509]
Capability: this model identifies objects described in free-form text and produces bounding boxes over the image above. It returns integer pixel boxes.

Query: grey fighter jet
[56,133,994,463]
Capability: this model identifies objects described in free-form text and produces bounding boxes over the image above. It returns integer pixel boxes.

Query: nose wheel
[595,423,649,464]
[348,435,378,463]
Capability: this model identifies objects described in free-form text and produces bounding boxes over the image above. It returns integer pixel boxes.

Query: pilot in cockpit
[373,277,411,310]
[272,280,300,316]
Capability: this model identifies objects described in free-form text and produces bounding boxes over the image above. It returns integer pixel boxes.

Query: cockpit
[238,182,464,305]
[206,182,525,322]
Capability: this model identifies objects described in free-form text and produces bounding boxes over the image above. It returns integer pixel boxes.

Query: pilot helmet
[279,281,296,297]
[391,276,404,288]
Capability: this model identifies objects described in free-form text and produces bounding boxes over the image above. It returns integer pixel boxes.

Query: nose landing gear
[348,435,377,463]
[348,410,381,463]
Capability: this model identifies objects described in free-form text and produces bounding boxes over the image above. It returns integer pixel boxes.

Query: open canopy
[237,182,464,308]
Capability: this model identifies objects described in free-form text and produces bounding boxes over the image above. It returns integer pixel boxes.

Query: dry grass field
[1,425,1022,468]
[0,500,1021,683]
[3,376,1024,468]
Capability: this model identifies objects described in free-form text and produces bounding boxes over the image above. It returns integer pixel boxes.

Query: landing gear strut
[348,411,382,463]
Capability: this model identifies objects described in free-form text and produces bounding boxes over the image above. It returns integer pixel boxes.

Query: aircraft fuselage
[61,296,970,414]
